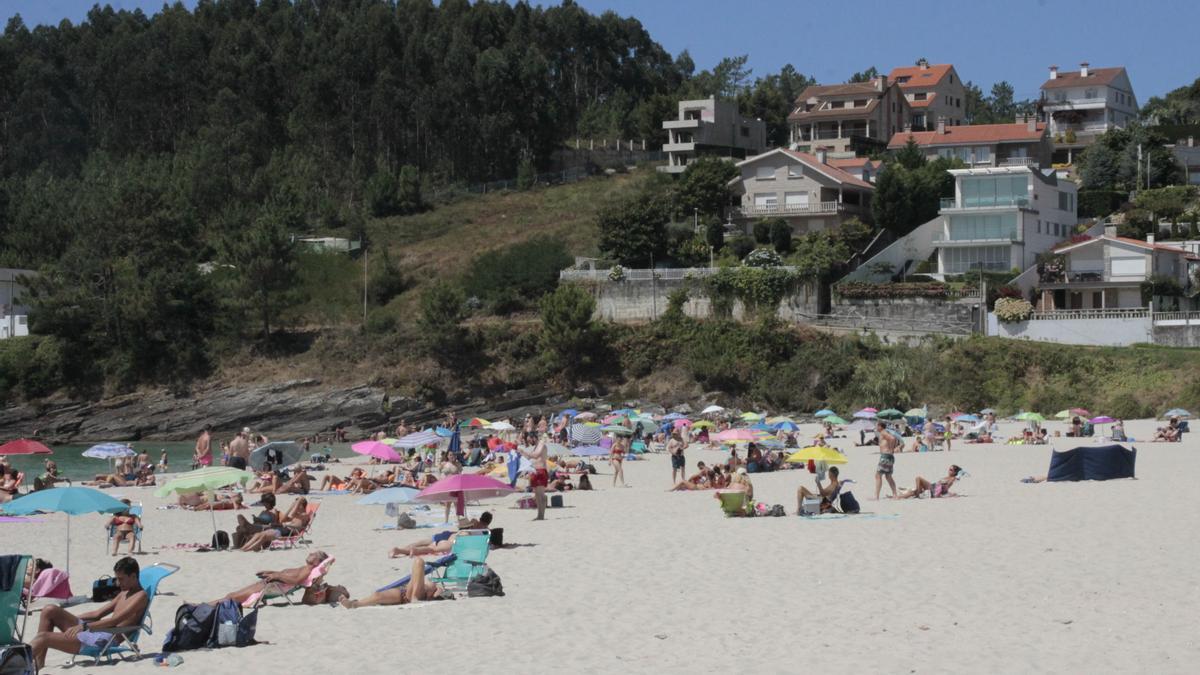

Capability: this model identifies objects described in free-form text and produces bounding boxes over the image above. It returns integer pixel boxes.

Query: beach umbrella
[484,422,516,433]
[749,423,773,432]
[813,409,835,418]
[356,487,420,506]
[1089,416,1115,424]
[574,412,597,420]
[1053,410,1071,419]
[81,443,135,460]
[773,421,800,432]
[700,405,725,415]
[545,443,569,457]
[351,441,404,462]
[672,419,692,429]
[853,410,877,419]
[249,441,303,470]
[0,439,52,455]
[861,407,879,413]
[691,420,716,430]
[877,409,904,420]
[785,446,849,465]
[434,427,455,437]
[463,418,491,428]
[600,425,633,435]
[904,408,927,418]
[155,466,257,531]
[1163,408,1192,419]
[739,412,764,421]
[713,429,758,442]
[824,415,849,425]
[848,419,875,433]
[396,430,443,449]
[954,414,980,423]
[661,413,686,421]
[414,474,515,517]
[570,424,603,445]
[601,414,627,425]
[570,445,609,457]
[1,487,129,573]
[558,408,579,418]
[767,416,795,424]
[1015,412,1045,422]
[980,408,995,415]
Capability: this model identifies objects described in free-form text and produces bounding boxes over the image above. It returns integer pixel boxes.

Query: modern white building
[1039,62,1138,164]
[0,268,34,340]
[660,97,767,174]
[933,165,1078,275]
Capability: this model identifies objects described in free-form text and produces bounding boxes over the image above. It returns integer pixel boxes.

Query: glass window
[756,166,775,180]
[784,192,808,208]
[753,193,777,208]
[942,245,1011,273]
[787,164,803,178]
[974,146,991,163]
[948,213,1017,240]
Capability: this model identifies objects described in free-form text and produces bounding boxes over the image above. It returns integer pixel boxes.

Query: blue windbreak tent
[1047,444,1136,481]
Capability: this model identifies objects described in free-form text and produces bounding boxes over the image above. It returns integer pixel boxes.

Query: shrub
[770,220,794,254]
[608,265,625,281]
[836,282,949,299]
[539,284,597,372]
[728,236,756,260]
[705,218,726,253]
[744,248,783,268]
[752,219,772,244]
[1077,190,1126,218]
[462,236,572,314]
[516,157,536,190]
[994,297,1033,323]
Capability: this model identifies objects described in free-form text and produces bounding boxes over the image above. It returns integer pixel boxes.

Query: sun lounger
[269,502,321,550]
[0,555,33,673]
[71,562,179,665]
[432,530,491,591]
[245,557,334,608]
[374,554,457,593]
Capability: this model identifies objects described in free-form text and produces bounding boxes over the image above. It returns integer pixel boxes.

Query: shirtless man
[797,466,841,514]
[517,435,549,521]
[30,557,148,669]
[216,551,343,606]
[193,424,213,468]
[874,422,899,500]
[666,431,686,485]
[228,428,250,470]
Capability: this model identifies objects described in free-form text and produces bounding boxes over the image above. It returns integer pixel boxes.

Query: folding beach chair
[105,503,144,554]
[269,502,321,550]
[246,556,335,608]
[0,555,34,675]
[70,562,179,665]
[716,490,749,517]
[432,530,491,591]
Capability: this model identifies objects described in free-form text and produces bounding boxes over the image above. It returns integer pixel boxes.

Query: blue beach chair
[0,555,33,674]
[71,562,179,665]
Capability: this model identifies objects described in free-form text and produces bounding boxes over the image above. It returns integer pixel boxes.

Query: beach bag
[0,644,35,675]
[211,599,257,648]
[162,603,218,652]
[467,568,505,598]
[91,576,120,603]
[839,491,861,514]
[211,530,230,550]
[577,474,593,490]
[549,495,564,508]
[395,512,417,529]
[488,528,504,548]
[767,504,786,517]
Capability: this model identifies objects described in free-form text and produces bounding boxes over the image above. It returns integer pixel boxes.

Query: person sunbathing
[319,468,365,491]
[191,493,246,511]
[240,498,311,551]
[0,467,20,503]
[796,466,841,514]
[216,551,345,606]
[29,557,147,670]
[273,467,311,495]
[107,500,141,557]
[898,465,963,499]
[670,462,711,491]
[233,493,281,548]
[388,512,492,558]
[340,555,452,608]
[967,431,994,444]
[1154,418,1181,442]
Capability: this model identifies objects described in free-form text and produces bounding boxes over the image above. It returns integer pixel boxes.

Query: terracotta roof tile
[888,64,952,89]
[1041,67,1125,90]
[796,82,883,99]
[887,123,1046,149]
[779,149,875,189]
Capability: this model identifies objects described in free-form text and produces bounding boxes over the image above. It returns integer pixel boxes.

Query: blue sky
[5,0,1197,100]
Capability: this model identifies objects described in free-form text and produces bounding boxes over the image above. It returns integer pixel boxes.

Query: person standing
[193,424,213,468]
[666,431,686,485]
[517,435,549,521]
[610,436,627,488]
[228,429,251,470]
[874,421,899,500]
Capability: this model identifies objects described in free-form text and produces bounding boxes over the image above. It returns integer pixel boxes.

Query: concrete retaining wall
[988,314,1153,346]
[585,277,822,322]
[1152,321,1200,347]
[832,296,978,324]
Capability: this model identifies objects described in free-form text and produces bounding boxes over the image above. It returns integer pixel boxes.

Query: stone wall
[1152,322,1200,347]
[832,296,978,325]
[585,277,823,322]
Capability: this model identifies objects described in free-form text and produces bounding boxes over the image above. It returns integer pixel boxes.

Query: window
[753,193,777,209]
[974,146,991,164]
[1037,220,1041,234]
[1085,88,1097,99]
[787,164,803,178]
[853,99,867,108]
[941,245,1011,273]
[956,97,961,107]
[17,316,26,326]
[784,191,809,209]
[947,213,1018,241]
[1058,191,1070,211]
[831,101,845,109]
[913,92,928,101]
[756,166,776,180]
[1111,257,1147,277]
[1055,92,1066,102]
[960,175,1029,207]
[950,74,954,84]
[740,126,749,137]
[898,76,911,84]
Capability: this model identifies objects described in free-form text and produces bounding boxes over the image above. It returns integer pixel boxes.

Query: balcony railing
[1030,307,1149,320]
[999,157,1036,167]
[1043,96,1107,107]
[731,201,862,218]
[941,196,1030,210]
[933,227,1020,243]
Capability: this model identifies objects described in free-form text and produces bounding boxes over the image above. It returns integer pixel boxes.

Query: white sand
[8,418,1200,673]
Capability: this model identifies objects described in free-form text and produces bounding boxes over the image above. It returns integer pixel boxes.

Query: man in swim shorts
[30,557,148,669]
[874,421,898,500]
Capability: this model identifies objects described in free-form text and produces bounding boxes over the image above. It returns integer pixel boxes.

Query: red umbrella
[414,474,515,516]
[0,439,53,455]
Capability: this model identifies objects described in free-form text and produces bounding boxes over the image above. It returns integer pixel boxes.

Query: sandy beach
[6,418,1200,674]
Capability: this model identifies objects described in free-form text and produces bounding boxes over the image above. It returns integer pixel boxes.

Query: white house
[1039,62,1138,164]
[0,268,34,340]
[933,165,1078,275]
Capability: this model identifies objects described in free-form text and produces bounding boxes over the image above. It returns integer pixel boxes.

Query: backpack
[839,491,861,514]
[767,504,787,517]
[577,474,593,490]
[466,568,505,598]
[211,530,230,550]
[212,599,257,648]
[162,603,218,653]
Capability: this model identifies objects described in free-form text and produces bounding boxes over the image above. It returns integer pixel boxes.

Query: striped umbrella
[395,430,442,449]
[82,443,136,459]
[570,424,603,445]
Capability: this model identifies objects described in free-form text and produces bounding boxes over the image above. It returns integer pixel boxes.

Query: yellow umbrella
[692,420,716,429]
[786,446,848,465]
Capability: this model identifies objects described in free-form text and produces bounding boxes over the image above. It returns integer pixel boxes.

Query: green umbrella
[823,415,849,425]
[1015,412,1045,422]
[877,408,904,420]
[155,466,256,532]
[904,408,927,418]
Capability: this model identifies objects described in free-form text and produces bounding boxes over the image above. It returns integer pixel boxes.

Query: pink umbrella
[861,407,879,413]
[672,419,693,428]
[0,439,53,455]
[415,474,515,516]
[351,441,403,462]
[713,429,758,442]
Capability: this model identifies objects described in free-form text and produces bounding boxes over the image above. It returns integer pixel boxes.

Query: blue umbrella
[773,421,800,432]
[661,413,686,421]
[1164,408,1192,419]
[559,408,579,418]
[814,409,835,417]
[82,443,135,459]
[434,426,454,437]
[2,487,131,573]
[749,423,773,432]
[954,414,980,423]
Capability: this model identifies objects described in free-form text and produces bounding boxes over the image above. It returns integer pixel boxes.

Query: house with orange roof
[888,59,966,131]
[1039,62,1138,164]
[727,147,874,234]
[1035,227,1199,311]
[887,119,1051,168]
[787,76,909,155]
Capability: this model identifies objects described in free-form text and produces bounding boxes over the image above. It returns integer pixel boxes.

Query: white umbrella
[701,405,725,415]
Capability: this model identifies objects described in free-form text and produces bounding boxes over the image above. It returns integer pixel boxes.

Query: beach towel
[30,569,73,599]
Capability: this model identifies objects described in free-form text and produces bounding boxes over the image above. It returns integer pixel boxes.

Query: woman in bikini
[107,500,141,556]
[610,436,627,487]
[0,468,20,503]
[319,468,364,491]
[240,497,311,551]
[340,555,451,608]
[898,465,963,499]
[234,493,281,548]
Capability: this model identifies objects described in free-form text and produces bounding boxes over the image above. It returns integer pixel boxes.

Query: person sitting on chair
[796,466,841,514]
[29,557,147,670]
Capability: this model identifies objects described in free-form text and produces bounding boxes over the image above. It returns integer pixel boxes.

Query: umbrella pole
[66,514,71,576]
[456,491,465,517]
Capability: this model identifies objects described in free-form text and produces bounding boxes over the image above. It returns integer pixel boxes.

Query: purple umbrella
[1089,416,1115,424]
[414,474,515,516]
[351,441,403,462]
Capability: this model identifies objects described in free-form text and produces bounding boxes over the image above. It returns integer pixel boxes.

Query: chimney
[875,75,887,92]
[936,117,946,135]
[815,147,828,164]
[1147,233,1156,245]
[1049,65,1058,80]
[1104,224,1117,238]
[1080,62,1089,78]
[918,58,929,70]
[1027,117,1038,133]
